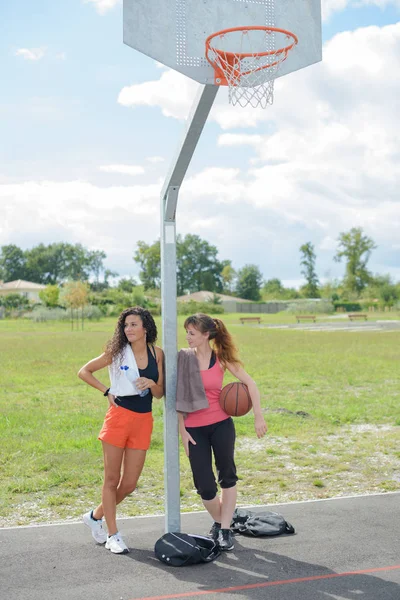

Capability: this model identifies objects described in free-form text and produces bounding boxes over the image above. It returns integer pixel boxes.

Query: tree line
[0,243,109,285]
[1,228,399,307]
[133,228,398,304]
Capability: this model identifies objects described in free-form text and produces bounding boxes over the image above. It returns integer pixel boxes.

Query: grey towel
[176,348,209,414]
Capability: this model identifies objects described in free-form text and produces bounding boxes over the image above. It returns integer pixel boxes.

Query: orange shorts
[98,405,153,450]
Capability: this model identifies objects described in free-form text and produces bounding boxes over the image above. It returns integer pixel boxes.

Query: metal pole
[161,84,218,533]
[161,188,180,533]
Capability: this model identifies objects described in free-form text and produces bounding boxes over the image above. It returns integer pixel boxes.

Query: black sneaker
[218,528,234,551]
[209,521,221,541]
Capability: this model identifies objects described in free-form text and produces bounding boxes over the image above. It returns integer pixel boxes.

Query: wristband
[103,388,110,397]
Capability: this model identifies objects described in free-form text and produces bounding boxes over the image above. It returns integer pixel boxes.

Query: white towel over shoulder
[109,344,143,397]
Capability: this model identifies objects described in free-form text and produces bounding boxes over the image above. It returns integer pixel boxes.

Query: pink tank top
[184,359,229,428]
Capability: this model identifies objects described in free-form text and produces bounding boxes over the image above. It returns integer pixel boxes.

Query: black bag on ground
[231,508,295,537]
[154,532,221,566]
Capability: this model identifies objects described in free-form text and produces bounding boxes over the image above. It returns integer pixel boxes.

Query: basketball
[219,382,252,417]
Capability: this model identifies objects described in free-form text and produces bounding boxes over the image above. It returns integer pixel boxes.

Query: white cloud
[174,23,400,276]
[55,52,67,61]
[0,179,161,275]
[218,134,263,148]
[183,168,246,204]
[15,48,46,61]
[3,23,400,282]
[319,236,338,251]
[84,0,120,15]
[146,156,165,163]
[322,0,350,21]
[99,164,145,176]
[118,67,276,129]
[323,0,400,21]
[118,69,199,120]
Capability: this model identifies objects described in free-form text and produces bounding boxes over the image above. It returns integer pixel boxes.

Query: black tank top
[114,345,159,413]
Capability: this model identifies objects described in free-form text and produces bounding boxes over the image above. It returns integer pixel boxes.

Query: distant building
[0,280,46,303]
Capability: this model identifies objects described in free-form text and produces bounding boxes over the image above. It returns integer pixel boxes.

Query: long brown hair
[184,313,242,369]
[105,306,157,363]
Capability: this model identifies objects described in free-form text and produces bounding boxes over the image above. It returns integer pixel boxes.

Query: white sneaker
[105,533,129,554]
[83,511,107,544]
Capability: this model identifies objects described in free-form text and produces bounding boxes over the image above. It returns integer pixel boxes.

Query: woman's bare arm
[78,353,112,395]
[225,362,267,438]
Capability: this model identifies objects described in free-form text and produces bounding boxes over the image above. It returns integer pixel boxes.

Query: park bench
[239,317,262,324]
[296,315,316,323]
[348,313,368,321]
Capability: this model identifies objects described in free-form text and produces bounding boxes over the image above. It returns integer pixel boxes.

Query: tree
[39,284,60,307]
[88,250,107,283]
[103,269,119,287]
[319,274,341,302]
[134,235,226,294]
[236,264,263,301]
[59,281,89,330]
[300,242,320,298]
[262,278,300,300]
[134,241,161,290]
[61,243,93,281]
[362,274,399,308]
[0,293,29,312]
[23,243,107,284]
[0,245,27,282]
[263,278,284,297]
[221,263,236,294]
[24,243,63,284]
[176,234,225,295]
[334,228,377,294]
[118,277,139,293]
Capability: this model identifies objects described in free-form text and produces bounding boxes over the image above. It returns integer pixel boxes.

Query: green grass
[1,314,399,526]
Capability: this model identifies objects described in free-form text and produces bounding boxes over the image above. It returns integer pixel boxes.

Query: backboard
[123,0,322,84]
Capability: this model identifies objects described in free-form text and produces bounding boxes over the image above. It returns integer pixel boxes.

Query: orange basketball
[219,382,252,417]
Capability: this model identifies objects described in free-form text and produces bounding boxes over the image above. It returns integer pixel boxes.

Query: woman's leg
[220,485,237,529]
[94,442,124,536]
[93,448,147,523]
[202,496,222,523]
[117,447,147,499]
[187,425,221,521]
[211,418,238,529]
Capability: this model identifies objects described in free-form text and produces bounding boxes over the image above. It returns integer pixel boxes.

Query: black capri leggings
[186,417,238,501]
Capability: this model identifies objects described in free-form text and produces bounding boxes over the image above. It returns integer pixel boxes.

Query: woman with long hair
[176,313,267,551]
[78,306,164,554]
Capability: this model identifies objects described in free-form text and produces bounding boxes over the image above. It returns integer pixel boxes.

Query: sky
[1,0,399,288]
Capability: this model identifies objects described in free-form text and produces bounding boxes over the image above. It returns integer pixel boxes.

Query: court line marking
[129,564,400,600]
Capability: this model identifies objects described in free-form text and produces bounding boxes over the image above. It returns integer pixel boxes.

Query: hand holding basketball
[219,382,252,417]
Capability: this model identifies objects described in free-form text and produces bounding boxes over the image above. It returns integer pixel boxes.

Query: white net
[206,28,297,109]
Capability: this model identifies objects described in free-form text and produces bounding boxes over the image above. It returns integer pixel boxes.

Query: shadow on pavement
[124,535,400,600]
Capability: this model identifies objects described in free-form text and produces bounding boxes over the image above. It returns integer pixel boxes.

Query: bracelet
[103,388,110,397]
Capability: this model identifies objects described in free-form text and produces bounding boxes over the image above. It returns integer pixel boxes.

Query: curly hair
[184,313,242,370]
[105,306,158,364]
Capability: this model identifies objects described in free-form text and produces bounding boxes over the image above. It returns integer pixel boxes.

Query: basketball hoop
[205,26,298,108]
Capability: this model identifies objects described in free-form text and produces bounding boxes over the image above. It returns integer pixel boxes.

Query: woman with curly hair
[78,307,164,554]
[176,313,267,552]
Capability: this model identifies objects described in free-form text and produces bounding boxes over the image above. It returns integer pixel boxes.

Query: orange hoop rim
[205,26,298,63]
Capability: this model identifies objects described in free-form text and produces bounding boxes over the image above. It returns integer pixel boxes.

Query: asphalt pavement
[2,492,400,600]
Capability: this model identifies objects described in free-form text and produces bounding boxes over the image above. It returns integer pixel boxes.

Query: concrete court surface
[2,492,399,600]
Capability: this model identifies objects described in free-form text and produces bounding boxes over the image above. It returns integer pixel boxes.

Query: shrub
[27,305,103,322]
[28,308,69,322]
[333,302,362,313]
[286,300,334,315]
